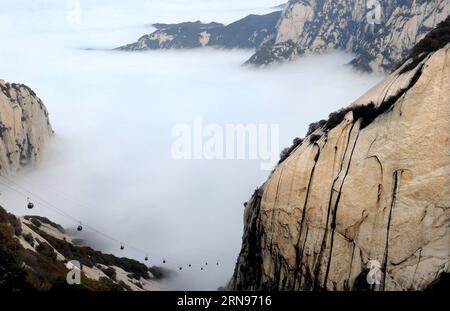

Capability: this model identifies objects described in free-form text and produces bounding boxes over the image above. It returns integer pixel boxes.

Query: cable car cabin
[27,202,34,209]
[145,257,148,261]
[120,245,124,250]
[163,259,166,264]
[77,225,83,231]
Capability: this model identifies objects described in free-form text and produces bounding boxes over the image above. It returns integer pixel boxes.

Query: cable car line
[0,175,221,271]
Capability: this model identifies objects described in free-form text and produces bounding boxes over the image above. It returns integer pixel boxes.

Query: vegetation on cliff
[0,207,165,291]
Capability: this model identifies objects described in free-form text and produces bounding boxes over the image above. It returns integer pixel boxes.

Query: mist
[0,0,384,290]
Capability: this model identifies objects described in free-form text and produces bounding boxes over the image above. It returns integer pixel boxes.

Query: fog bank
[0,0,384,290]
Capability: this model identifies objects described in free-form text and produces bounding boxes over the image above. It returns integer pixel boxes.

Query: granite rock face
[229,41,450,290]
[0,80,53,174]
[117,1,449,72]
[247,0,450,72]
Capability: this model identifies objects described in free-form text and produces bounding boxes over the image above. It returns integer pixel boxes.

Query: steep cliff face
[0,80,53,174]
[116,11,281,51]
[230,43,450,289]
[248,0,449,72]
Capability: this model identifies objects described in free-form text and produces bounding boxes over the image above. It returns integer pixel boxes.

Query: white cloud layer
[0,0,384,290]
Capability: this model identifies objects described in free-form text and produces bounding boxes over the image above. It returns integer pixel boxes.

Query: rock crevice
[248,0,449,72]
[229,43,450,291]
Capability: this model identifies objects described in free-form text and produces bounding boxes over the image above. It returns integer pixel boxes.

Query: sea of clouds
[0,0,384,290]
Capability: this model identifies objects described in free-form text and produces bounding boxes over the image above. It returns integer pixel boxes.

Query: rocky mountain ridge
[117,1,449,73]
[0,206,164,291]
[117,11,281,51]
[249,0,450,72]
